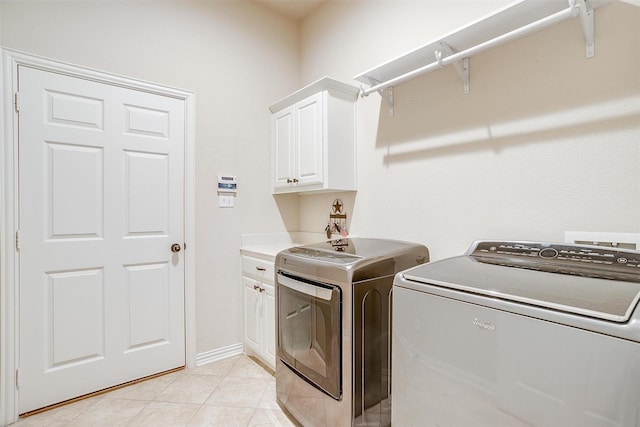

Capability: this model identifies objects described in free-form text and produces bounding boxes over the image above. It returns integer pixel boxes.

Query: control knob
[539,248,558,259]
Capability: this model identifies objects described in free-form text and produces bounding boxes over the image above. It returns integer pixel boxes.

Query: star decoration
[332,199,343,214]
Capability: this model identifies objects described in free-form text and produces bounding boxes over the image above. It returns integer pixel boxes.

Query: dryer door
[277,273,342,400]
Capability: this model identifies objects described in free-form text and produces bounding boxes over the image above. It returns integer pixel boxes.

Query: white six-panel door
[18,65,186,413]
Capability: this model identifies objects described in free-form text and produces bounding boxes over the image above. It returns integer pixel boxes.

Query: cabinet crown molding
[269,76,359,113]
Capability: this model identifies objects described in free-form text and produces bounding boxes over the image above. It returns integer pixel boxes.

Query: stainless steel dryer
[393,240,640,427]
[275,238,428,427]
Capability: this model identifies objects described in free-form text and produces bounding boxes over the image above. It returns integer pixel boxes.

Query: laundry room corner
[298,0,640,260]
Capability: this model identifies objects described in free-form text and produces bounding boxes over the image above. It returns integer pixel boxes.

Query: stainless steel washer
[275,238,428,427]
[393,240,640,427]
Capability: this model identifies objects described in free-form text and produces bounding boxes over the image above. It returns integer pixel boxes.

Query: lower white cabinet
[242,256,276,369]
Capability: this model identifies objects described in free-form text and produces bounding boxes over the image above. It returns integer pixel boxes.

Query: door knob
[171,243,182,253]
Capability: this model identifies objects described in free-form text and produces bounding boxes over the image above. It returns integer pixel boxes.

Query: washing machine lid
[402,241,640,323]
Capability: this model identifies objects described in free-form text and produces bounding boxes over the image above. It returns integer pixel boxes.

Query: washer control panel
[468,241,640,282]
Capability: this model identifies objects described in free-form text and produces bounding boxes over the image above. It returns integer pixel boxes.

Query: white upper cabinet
[295,93,324,188]
[269,77,359,194]
[272,106,295,189]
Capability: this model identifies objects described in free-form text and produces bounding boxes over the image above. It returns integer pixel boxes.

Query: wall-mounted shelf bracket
[438,42,470,94]
[377,86,394,116]
[575,0,595,58]
[360,79,394,115]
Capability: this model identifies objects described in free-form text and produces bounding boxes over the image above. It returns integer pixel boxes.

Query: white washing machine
[393,240,640,427]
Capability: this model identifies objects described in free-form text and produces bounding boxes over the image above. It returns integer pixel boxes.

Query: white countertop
[240,232,327,260]
[240,243,297,259]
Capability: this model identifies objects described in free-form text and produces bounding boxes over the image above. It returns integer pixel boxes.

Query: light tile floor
[11,355,296,427]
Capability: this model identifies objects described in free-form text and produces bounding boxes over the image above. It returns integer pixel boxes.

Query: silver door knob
[171,243,182,253]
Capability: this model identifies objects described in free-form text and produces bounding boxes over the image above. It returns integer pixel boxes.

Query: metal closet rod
[360,0,585,98]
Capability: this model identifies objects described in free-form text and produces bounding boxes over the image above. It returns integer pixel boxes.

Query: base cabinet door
[264,283,276,364]
[243,277,261,354]
[241,256,276,369]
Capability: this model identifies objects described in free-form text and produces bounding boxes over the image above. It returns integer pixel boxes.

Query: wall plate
[564,231,640,250]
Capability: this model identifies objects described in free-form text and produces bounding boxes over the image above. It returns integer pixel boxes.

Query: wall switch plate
[219,195,234,208]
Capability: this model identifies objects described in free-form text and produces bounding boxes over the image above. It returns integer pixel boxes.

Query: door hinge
[15,230,20,251]
[14,92,20,113]
[15,368,21,389]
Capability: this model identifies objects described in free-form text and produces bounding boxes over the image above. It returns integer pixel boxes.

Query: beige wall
[0,0,300,355]
[298,1,640,260]
[3,0,639,360]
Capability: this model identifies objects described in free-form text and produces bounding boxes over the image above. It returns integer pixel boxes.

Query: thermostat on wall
[218,175,237,193]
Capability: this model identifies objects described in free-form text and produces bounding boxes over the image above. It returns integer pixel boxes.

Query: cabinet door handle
[256,267,266,272]
[292,178,299,183]
[253,284,261,291]
[286,178,292,183]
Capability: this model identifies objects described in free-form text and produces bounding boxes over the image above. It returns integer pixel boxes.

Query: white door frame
[0,48,197,425]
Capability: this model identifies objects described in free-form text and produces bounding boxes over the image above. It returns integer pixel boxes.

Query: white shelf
[354,0,611,107]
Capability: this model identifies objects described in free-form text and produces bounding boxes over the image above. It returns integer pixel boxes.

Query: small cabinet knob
[171,243,182,253]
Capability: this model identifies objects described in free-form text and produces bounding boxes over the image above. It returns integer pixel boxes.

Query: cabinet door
[243,277,261,354]
[263,283,276,368]
[295,92,324,187]
[272,106,295,191]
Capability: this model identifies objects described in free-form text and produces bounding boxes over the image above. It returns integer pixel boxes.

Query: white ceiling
[253,0,326,20]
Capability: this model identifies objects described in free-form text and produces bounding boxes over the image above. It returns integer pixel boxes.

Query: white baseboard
[195,343,244,367]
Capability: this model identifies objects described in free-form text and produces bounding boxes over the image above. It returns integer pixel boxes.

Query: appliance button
[539,248,559,259]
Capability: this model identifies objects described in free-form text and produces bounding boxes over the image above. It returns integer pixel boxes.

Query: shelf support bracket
[439,42,470,94]
[377,86,394,116]
[361,80,394,116]
[575,0,594,58]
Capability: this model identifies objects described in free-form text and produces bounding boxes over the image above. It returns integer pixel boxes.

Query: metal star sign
[332,199,343,214]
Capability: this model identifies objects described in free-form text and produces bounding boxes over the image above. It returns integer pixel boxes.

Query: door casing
[0,48,197,425]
